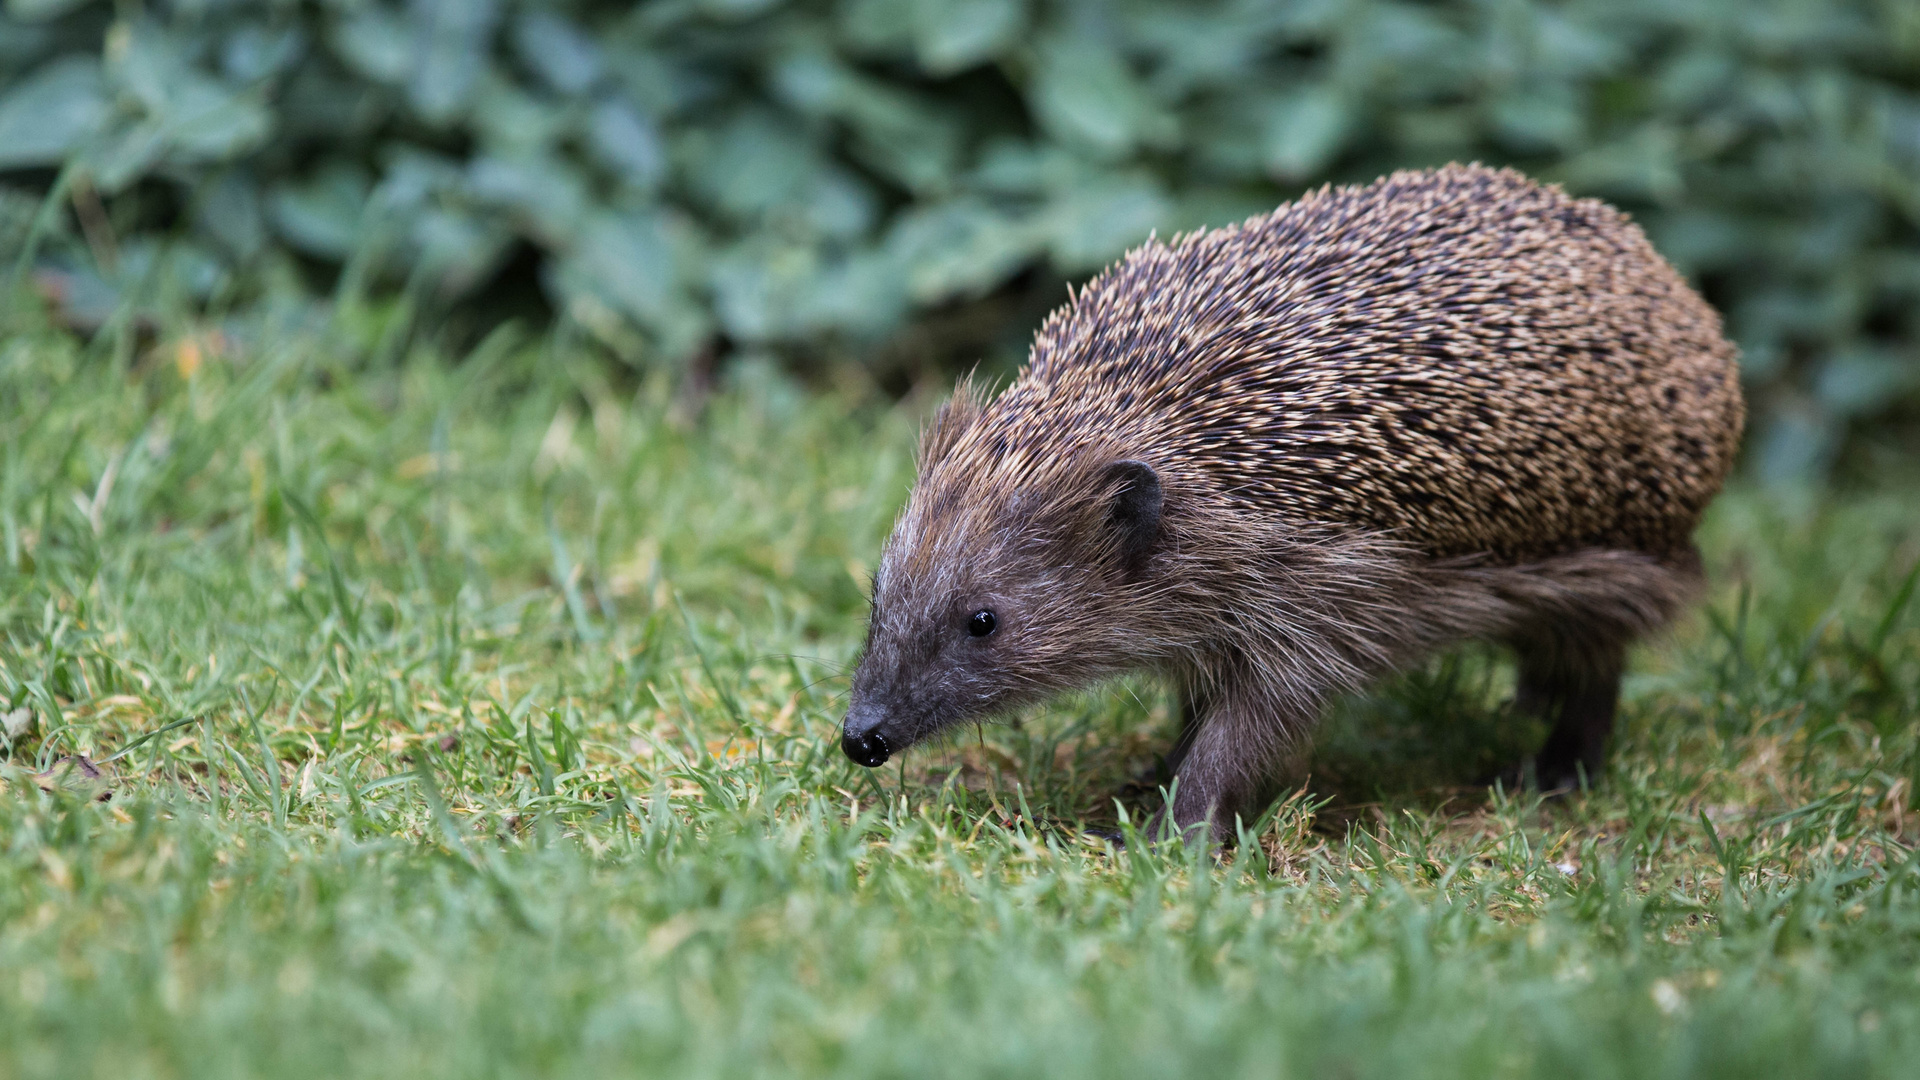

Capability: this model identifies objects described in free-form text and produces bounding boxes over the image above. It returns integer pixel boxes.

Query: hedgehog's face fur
[842,393,1165,768]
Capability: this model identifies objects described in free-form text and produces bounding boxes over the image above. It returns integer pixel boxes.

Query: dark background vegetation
[3,0,1919,477]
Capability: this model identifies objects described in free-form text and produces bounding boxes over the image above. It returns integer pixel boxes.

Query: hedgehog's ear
[1102,459,1162,579]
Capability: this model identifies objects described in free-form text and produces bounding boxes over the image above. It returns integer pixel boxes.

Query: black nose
[841,726,890,768]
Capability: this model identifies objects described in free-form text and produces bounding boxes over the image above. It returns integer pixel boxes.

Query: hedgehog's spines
[929,163,1740,565]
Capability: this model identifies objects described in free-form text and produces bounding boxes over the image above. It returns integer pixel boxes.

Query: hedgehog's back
[981,164,1743,562]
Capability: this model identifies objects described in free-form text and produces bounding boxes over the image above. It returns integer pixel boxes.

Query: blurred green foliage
[1,0,1918,476]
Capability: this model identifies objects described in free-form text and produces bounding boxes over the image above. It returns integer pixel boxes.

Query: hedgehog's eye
[967,610,997,638]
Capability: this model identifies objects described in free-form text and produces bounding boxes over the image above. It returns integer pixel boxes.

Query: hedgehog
[841,164,1744,843]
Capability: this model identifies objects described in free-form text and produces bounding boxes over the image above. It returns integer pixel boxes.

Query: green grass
[3,312,1919,1080]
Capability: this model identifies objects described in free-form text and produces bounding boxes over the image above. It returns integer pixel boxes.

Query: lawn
[2,313,1918,1079]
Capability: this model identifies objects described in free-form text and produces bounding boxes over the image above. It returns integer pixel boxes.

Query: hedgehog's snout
[841,726,890,768]
[841,703,892,767]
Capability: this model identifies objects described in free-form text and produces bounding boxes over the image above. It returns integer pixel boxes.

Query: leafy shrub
[2,0,1918,476]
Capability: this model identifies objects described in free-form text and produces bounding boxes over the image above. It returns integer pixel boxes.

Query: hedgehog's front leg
[1154,685,1308,845]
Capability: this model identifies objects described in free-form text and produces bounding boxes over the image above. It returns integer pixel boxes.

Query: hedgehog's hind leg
[1512,636,1627,792]
[1484,546,1704,792]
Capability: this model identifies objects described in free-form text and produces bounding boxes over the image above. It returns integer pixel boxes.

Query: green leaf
[373,148,465,213]
[1562,123,1684,204]
[698,0,784,21]
[800,168,879,239]
[1491,83,1584,153]
[968,138,1052,195]
[1261,85,1351,182]
[466,152,589,245]
[411,206,513,296]
[220,24,307,84]
[709,238,820,342]
[467,79,567,155]
[0,57,107,169]
[0,17,58,75]
[117,27,197,110]
[768,50,841,115]
[110,23,272,166]
[770,52,961,194]
[162,84,272,161]
[912,0,1023,75]
[1029,36,1175,158]
[1646,209,1748,275]
[586,97,666,188]
[1815,346,1918,416]
[269,164,371,259]
[601,44,693,118]
[840,90,960,195]
[549,210,709,358]
[836,0,914,52]
[1041,176,1168,270]
[1531,10,1623,77]
[86,121,166,192]
[3,0,92,21]
[1753,402,1838,485]
[1121,5,1271,95]
[682,109,824,219]
[885,198,1038,303]
[801,248,908,336]
[572,211,678,319]
[329,6,412,86]
[512,10,602,95]
[1351,2,1462,81]
[195,169,266,262]
[406,0,502,125]
[1656,48,1738,111]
